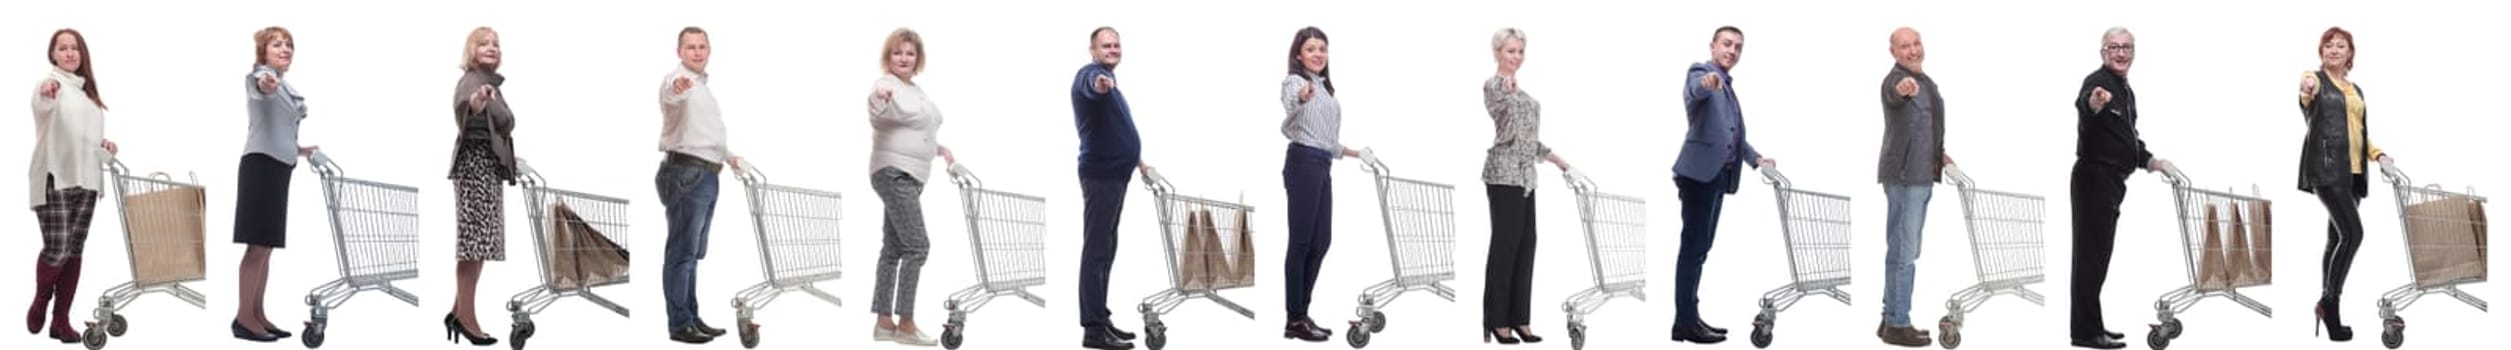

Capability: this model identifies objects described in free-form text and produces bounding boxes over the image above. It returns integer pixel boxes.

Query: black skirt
[231,153,295,248]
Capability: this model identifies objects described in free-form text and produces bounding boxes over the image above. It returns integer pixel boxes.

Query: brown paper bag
[2471,200,2488,277]
[124,186,208,285]
[2405,197,2484,286]
[1231,208,1256,287]
[2196,204,2230,289]
[1177,207,1213,290]
[2224,206,2258,285]
[545,201,630,289]
[1198,209,1239,289]
[2252,200,2274,283]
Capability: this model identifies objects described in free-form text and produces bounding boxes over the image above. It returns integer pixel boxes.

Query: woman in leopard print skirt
[445,27,516,346]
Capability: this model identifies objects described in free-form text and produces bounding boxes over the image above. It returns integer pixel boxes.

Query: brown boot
[46,258,81,343]
[1877,322,1931,347]
[27,258,61,335]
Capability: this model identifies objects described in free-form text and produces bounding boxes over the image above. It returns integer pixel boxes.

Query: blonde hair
[462,27,499,71]
[1491,27,1525,52]
[882,28,926,77]
[253,26,292,68]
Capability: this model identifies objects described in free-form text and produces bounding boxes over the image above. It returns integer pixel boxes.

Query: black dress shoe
[231,320,280,342]
[1106,327,1137,341]
[1284,320,1330,342]
[2105,330,2124,340]
[1082,330,1135,350]
[669,326,716,344]
[268,325,293,338]
[1702,322,1729,335]
[694,319,728,337]
[2071,336,2127,349]
[1670,323,1727,344]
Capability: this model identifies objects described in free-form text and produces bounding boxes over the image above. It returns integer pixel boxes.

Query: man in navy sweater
[1072,26,1153,350]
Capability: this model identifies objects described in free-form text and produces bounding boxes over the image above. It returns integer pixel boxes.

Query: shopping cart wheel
[1749,326,1773,348]
[2161,318,2181,339]
[2145,327,2168,350]
[1367,311,1386,333]
[1566,323,1587,350]
[1937,316,1960,349]
[106,314,127,336]
[737,318,760,349]
[509,321,535,350]
[301,324,326,348]
[2380,316,2404,349]
[1145,324,1168,350]
[1345,323,1370,348]
[940,323,964,350]
[82,327,105,350]
[1749,312,1775,348]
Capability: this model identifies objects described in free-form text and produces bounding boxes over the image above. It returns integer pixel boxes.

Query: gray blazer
[243,65,306,165]
[1876,65,1945,185]
[1673,62,1760,193]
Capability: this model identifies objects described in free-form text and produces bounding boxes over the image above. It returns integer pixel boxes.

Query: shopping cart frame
[504,159,633,349]
[1746,167,1852,349]
[81,158,211,350]
[725,162,845,348]
[1933,164,2048,349]
[299,151,424,348]
[1136,168,1257,350]
[1557,173,1646,350]
[1344,157,1459,349]
[2371,163,2489,349]
[2144,167,2272,350]
[939,164,1050,350]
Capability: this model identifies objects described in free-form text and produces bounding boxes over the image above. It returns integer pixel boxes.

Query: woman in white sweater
[25,28,117,344]
[865,28,952,347]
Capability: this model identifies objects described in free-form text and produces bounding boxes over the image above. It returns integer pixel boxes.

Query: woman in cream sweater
[25,28,118,344]
[866,28,952,347]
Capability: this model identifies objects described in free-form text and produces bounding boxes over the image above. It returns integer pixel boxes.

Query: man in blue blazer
[1669,26,1776,345]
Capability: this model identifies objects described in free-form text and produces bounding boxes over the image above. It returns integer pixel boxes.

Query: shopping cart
[1344,155,1458,349]
[939,164,1049,350]
[80,158,210,350]
[1932,164,2047,349]
[505,159,633,350]
[1136,167,1258,350]
[2372,163,2489,349]
[2144,168,2272,350]
[1557,173,1645,350]
[1746,167,1852,349]
[298,151,423,348]
[724,162,844,349]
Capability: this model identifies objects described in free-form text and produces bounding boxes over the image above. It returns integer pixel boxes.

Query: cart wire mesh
[2144,167,2272,350]
[303,151,422,339]
[1136,167,1259,346]
[1563,173,1648,313]
[507,159,633,320]
[2372,163,2488,348]
[730,162,844,312]
[82,158,212,348]
[1941,164,2048,310]
[1357,156,1458,304]
[1745,167,1852,349]
[946,164,1049,313]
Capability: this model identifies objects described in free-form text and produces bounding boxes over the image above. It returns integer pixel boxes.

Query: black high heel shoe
[1512,326,1544,343]
[444,313,500,346]
[231,320,279,342]
[2315,300,2353,342]
[1484,328,1520,344]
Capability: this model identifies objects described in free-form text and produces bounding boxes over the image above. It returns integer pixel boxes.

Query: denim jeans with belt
[657,159,721,330]
[1880,183,1933,327]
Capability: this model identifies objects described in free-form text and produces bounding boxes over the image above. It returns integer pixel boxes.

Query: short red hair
[2319,27,2353,69]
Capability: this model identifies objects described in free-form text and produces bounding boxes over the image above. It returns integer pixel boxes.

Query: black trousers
[2316,174,2369,302]
[1077,176,1130,332]
[2068,162,2131,338]
[1483,185,1538,328]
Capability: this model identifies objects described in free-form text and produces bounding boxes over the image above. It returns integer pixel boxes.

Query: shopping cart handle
[1358,153,1390,176]
[2378,161,2409,186]
[2158,166,2191,186]
[734,161,768,185]
[1938,163,1974,188]
[947,163,981,188]
[1561,170,1596,194]
[1141,166,1173,193]
[1757,166,1791,187]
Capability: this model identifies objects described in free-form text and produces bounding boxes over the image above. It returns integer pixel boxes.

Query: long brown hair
[47,29,103,109]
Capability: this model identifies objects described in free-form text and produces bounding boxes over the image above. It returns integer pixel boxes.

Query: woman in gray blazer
[233,26,316,343]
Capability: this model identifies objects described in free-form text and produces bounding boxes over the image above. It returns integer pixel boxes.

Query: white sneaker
[891,328,938,347]
[873,326,898,342]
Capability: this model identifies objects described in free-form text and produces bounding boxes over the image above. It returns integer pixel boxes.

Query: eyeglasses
[2104,44,2136,52]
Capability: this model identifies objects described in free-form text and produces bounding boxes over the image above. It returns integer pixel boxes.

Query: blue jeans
[1077,176,1130,333]
[1281,144,1334,321]
[656,162,721,330]
[1880,183,1932,327]
[1672,165,1738,327]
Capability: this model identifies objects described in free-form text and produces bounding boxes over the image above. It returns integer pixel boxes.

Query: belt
[663,152,722,173]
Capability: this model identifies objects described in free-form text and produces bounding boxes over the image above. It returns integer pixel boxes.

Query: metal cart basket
[1136,168,1257,350]
[80,158,211,350]
[2372,163,2489,349]
[725,162,844,348]
[1343,156,1459,349]
[1746,167,1853,349]
[937,164,1050,349]
[1933,164,2048,349]
[1558,173,1646,350]
[505,159,633,349]
[297,151,423,348]
[2144,168,2273,350]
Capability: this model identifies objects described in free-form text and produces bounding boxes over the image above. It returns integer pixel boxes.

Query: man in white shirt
[656,26,739,344]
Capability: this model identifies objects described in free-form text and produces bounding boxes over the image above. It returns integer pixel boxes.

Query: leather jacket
[2297,70,2369,197]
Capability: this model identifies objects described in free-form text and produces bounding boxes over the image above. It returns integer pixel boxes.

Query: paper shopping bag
[1177,206,1213,291]
[2252,200,2274,283]
[2405,196,2484,286]
[1230,207,1257,287]
[123,185,208,285]
[2196,204,2230,290]
[2224,206,2258,285]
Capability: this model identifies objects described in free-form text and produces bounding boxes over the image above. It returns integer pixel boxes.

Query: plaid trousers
[35,186,102,266]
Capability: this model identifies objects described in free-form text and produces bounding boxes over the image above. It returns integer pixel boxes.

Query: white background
[3,0,2502,349]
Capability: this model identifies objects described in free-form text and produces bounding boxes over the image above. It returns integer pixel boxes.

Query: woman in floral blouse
[1478,27,1577,345]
